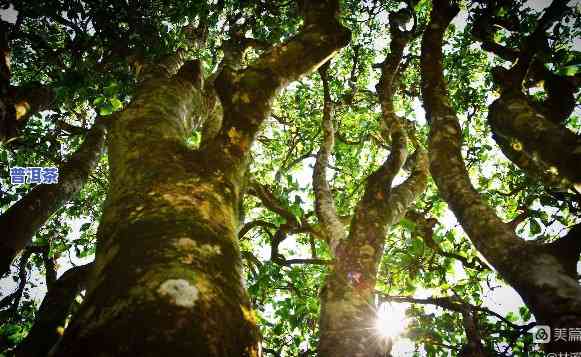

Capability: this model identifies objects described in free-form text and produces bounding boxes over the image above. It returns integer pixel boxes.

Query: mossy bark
[422,1,581,353]
[316,15,424,354]
[318,270,383,357]
[317,149,427,357]
[52,61,261,356]
[488,92,581,191]
[52,1,349,353]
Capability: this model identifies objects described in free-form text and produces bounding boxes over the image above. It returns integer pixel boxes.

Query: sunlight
[375,302,408,339]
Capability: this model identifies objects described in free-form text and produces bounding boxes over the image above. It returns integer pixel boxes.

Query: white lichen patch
[175,238,196,250]
[174,237,222,256]
[157,279,198,308]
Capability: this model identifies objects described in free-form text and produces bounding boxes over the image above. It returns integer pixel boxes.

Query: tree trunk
[51,60,261,356]
[458,311,490,357]
[315,15,426,354]
[0,120,107,276]
[318,269,384,357]
[317,164,427,357]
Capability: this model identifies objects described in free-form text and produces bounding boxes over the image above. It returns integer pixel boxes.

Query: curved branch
[238,219,277,240]
[381,295,531,331]
[406,210,489,272]
[384,148,429,227]
[488,90,581,191]
[247,182,299,226]
[313,63,347,254]
[421,0,581,345]
[0,249,32,320]
[210,0,351,163]
[422,0,525,271]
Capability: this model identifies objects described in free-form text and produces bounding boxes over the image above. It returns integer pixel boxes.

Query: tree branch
[312,63,347,254]
[421,0,581,337]
[0,118,108,276]
[381,294,532,331]
[406,210,489,272]
[210,0,351,164]
[14,263,93,357]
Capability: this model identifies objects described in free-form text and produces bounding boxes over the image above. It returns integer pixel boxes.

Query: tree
[314,2,429,354]
[1,0,580,356]
[52,1,349,356]
[422,0,581,353]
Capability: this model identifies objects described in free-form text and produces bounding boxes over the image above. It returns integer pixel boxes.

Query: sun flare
[375,303,408,339]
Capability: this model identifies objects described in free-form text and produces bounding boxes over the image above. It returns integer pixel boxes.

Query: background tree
[422,0,581,353]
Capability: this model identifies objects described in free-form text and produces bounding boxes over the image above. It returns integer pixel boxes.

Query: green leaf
[104,82,119,97]
[556,64,580,76]
[99,103,114,116]
[529,219,542,235]
[410,237,424,255]
[93,96,105,106]
[110,97,123,110]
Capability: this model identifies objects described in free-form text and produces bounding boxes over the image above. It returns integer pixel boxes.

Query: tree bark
[14,263,92,357]
[458,311,490,357]
[421,0,581,353]
[316,14,427,351]
[317,156,428,357]
[0,119,107,276]
[53,1,349,355]
[382,295,495,356]
[53,59,263,357]
[488,92,581,191]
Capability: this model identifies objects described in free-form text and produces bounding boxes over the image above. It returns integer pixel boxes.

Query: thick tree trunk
[52,61,262,356]
[318,270,383,357]
[421,0,581,353]
[14,263,92,357]
[317,163,427,357]
[0,120,107,276]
